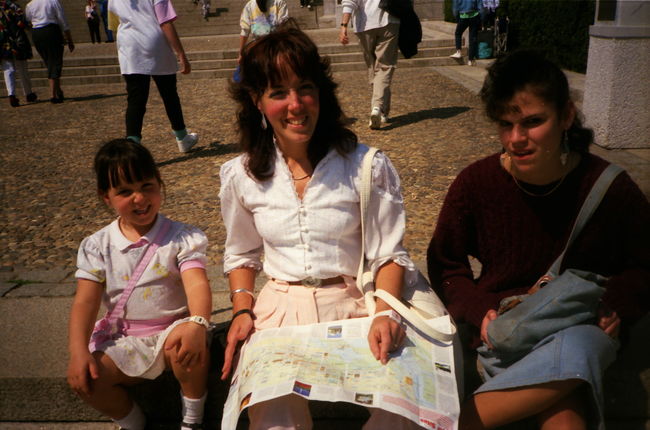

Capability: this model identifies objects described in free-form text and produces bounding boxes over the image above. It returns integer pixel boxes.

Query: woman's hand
[368,313,405,365]
[67,349,99,397]
[597,303,620,338]
[480,309,498,349]
[221,312,254,380]
[165,322,207,371]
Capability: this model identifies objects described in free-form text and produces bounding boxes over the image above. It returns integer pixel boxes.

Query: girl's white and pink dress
[76,214,208,379]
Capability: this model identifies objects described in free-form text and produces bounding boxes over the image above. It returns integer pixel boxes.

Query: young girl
[67,139,212,430]
[108,0,199,152]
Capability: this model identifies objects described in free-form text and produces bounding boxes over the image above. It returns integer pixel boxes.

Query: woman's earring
[260,113,267,130]
[560,130,569,166]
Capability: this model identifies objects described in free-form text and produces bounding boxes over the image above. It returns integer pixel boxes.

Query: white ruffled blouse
[219,143,417,284]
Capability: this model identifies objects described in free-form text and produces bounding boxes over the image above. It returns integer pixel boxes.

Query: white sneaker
[380,114,388,124]
[369,107,381,129]
[177,132,199,153]
[467,59,475,66]
[450,50,462,59]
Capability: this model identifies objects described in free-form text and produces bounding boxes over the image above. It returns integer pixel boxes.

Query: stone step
[13,37,458,88]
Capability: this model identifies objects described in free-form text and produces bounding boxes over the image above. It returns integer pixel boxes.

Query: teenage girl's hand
[221,312,254,380]
[339,26,349,45]
[597,303,621,338]
[67,350,99,397]
[179,54,191,74]
[480,309,498,349]
[165,322,207,371]
[368,314,405,365]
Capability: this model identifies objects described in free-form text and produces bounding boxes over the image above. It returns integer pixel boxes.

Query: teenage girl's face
[102,175,162,240]
[497,88,575,184]
[257,68,320,151]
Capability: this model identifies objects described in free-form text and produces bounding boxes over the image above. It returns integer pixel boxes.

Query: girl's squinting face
[102,176,162,239]
[497,89,574,184]
[257,69,320,149]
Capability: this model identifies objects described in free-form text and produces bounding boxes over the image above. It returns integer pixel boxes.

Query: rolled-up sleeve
[219,160,264,275]
[364,153,417,284]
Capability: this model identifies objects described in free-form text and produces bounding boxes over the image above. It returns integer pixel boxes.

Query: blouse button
[306,264,312,270]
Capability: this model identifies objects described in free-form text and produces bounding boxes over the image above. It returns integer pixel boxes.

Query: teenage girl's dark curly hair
[94,138,163,194]
[480,49,593,153]
[229,19,357,181]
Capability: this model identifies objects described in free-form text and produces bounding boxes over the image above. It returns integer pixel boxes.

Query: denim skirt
[476,324,619,430]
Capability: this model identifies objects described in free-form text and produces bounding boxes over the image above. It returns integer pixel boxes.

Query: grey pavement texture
[1,23,649,429]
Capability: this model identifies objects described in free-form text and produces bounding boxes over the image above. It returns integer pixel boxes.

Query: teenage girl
[67,138,211,430]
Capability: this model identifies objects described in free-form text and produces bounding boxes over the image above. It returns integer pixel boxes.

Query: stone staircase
[16,36,459,89]
[2,0,454,92]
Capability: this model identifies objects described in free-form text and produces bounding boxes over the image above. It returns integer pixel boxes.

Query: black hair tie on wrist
[232,308,256,320]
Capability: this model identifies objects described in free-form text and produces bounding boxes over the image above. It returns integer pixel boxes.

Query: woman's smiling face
[257,68,320,150]
[497,87,574,184]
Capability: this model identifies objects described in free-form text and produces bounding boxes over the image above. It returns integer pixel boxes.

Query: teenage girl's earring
[560,130,569,166]
[260,113,267,130]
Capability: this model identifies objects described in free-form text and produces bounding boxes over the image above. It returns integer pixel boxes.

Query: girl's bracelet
[232,308,255,321]
[230,288,255,302]
[373,309,402,325]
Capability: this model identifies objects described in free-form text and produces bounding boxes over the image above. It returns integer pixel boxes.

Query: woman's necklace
[501,152,571,197]
[292,173,311,181]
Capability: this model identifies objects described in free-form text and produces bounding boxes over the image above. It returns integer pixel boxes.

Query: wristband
[230,288,255,302]
[373,309,402,325]
[188,315,210,329]
[340,23,348,27]
[232,308,255,320]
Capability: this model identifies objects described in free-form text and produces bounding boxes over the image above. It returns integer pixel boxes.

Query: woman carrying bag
[427,50,650,429]
[219,22,448,429]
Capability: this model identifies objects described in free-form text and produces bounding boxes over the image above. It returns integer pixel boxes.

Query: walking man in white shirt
[339,0,399,130]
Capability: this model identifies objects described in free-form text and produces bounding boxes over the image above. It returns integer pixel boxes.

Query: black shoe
[50,97,63,104]
[9,95,19,107]
[56,89,64,100]
[26,92,37,102]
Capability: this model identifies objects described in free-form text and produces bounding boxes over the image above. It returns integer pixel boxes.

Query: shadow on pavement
[383,106,472,130]
[158,142,239,167]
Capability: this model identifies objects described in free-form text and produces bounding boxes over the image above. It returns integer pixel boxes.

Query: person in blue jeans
[450,0,481,65]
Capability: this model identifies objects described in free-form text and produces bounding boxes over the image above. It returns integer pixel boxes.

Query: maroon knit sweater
[427,153,650,347]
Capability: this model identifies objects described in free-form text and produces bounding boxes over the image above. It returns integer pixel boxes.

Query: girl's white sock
[114,402,145,430]
[181,391,207,428]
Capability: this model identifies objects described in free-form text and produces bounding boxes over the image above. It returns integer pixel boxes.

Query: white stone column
[583,0,650,148]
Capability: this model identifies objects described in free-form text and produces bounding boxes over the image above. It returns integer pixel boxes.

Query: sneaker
[26,92,37,102]
[380,114,388,124]
[177,132,199,153]
[467,59,475,66]
[9,95,19,107]
[369,107,381,129]
[450,50,462,59]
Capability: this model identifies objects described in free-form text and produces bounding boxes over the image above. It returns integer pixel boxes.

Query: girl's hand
[221,312,254,380]
[597,303,621,338]
[67,350,99,397]
[165,322,207,371]
[480,309,498,349]
[368,313,405,365]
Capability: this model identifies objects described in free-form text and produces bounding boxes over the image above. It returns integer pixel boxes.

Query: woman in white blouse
[219,22,422,429]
